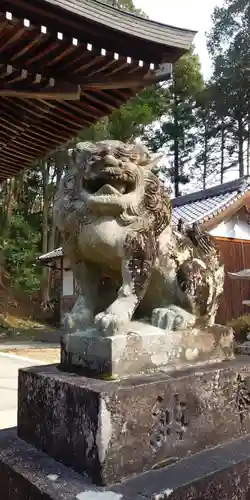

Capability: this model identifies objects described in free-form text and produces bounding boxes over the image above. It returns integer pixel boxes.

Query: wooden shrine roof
[0,0,196,181]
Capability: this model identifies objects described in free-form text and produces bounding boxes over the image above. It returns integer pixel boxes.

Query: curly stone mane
[100,142,172,234]
[143,172,172,237]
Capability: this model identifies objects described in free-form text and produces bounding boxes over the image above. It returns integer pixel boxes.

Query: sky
[134,0,224,79]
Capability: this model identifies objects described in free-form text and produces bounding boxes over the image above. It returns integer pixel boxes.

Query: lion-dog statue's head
[54,140,172,239]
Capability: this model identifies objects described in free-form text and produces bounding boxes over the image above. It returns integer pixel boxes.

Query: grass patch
[0,313,56,342]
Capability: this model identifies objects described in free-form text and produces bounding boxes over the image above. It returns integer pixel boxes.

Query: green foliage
[0,213,41,293]
[207,0,250,57]
[145,50,204,196]
[191,87,221,187]
[206,0,250,179]
[229,314,250,343]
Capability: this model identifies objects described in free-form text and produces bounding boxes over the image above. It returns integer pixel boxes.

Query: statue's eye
[64,177,74,189]
[90,155,101,163]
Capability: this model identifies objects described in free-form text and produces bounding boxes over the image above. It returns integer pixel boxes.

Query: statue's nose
[103,154,118,166]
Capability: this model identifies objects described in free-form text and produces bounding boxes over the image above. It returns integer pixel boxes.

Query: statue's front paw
[63,313,75,332]
[151,306,195,331]
[94,312,119,336]
[63,309,93,333]
[95,298,132,336]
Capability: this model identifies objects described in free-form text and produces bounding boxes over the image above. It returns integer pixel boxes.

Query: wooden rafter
[0,85,81,99]
[81,70,171,90]
[0,1,194,180]
[0,64,81,99]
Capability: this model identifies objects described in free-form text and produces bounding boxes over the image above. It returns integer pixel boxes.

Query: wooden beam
[80,89,114,111]
[0,83,81,100]
[0,163,19,176]
[0,147,34,161]
[11,138,44,154]
[80,63,172,89]
[0,154,26,168]
[81,73,171,90]
[18,95,100,124]
[0,23,27,55]
[0,98,78,140]
[0,56,119,114]
[57,101,96,124]
[0,59,171,96]
[0,63,81,99]
[0,162,29,178]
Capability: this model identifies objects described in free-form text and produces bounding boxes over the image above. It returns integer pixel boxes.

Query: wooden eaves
[0,0,196,181]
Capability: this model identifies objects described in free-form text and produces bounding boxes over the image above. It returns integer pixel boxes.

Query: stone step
[1,428,250,499]
[116,431,250,499]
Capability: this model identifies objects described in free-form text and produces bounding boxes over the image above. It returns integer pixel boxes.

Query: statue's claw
[94,311,119,336]
[94,301,131,336]
[63,313,75,332]
[151,305,196,331]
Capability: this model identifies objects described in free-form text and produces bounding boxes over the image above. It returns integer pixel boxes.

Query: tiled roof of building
[172,177,250,226]
[38,177,250,262]
[38,247,63,262]
[44,0,196,49]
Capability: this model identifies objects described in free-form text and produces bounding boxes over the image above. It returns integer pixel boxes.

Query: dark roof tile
[38,247,63,262]
[44,0,196,49]
[172,177,250,226]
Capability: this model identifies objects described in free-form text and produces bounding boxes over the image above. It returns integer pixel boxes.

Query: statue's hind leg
[151,305,196,330]
[151,256,223,331]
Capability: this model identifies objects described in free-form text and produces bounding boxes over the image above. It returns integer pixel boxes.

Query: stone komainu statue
[54,141,224,335]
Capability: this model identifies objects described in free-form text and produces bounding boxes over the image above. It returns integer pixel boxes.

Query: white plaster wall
[63,269,74,296]
[209,214,250,240]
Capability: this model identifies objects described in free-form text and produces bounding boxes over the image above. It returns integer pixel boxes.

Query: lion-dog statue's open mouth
[70,140,161,214]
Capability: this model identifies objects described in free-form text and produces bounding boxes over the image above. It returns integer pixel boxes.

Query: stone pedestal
[60,322,234,377]
[2,428,250,500]
[18,358,250,486]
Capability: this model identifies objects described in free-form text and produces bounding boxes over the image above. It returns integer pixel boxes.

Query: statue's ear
[71,149,78,165]
[70,146,84,169]
[70,141,95,166]
[140,154,163,170]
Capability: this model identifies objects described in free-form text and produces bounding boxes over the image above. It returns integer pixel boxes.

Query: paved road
[0,353,39,430]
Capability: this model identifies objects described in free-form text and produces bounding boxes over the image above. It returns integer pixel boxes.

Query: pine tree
[207,0,250,178]
[145,50,204,197]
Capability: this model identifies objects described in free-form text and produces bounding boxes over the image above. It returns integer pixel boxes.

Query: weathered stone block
[61,322,234,377]
[0,428,121,500]
[18,358,250,486]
